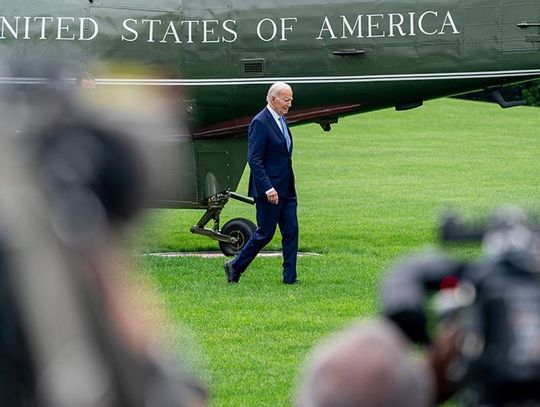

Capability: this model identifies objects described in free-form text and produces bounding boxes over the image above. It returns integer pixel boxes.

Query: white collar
[266,104,281,123]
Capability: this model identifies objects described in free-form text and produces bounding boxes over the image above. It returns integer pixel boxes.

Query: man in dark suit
[224,81,298,284]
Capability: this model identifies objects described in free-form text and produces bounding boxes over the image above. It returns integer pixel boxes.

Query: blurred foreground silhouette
[0,65,207,407]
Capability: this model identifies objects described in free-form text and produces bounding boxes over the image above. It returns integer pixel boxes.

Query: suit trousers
[231,195,298,282]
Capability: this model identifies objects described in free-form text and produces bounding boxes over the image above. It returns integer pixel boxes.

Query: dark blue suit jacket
[247,107,296,199]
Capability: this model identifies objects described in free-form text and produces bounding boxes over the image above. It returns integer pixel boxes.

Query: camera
[382,207,540,406]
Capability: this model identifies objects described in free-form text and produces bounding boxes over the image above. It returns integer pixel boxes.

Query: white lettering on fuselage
[0,16,98,40]
[317,11,459,40]
[121,18,238,43]
[256,17,298,41]
[0,11,459,44]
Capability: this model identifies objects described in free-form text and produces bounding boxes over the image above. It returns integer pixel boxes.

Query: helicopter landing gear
[190,191,256,256]
[218,217,257,256]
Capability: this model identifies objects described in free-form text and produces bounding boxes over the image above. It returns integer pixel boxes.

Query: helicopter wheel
[219,218,257,257]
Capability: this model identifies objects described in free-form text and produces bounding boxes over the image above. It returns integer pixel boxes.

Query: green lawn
[132,98,540,406]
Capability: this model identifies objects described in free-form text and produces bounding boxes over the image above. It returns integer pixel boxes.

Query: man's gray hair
[267,81,292,102]
[295,320,434,407]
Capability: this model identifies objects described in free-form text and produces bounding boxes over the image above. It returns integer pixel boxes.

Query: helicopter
[1,0,539,255]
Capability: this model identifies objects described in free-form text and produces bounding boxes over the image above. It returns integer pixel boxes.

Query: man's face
[270,88,293,116]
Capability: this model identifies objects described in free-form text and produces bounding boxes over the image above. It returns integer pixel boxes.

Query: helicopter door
[503,0,540,63]
[86,1,182,72]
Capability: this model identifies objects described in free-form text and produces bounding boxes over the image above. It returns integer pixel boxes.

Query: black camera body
[460,258,540,405]
[382,208,540,405]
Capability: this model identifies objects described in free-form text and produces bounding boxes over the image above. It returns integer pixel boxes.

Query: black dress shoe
[224,260,241,283]
[282,279,299,285]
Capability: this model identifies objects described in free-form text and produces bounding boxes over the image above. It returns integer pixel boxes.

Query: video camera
[382,207,540,406]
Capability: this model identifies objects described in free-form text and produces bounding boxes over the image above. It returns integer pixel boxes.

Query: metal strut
[190,191,254,243]
[486,86,526,108]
